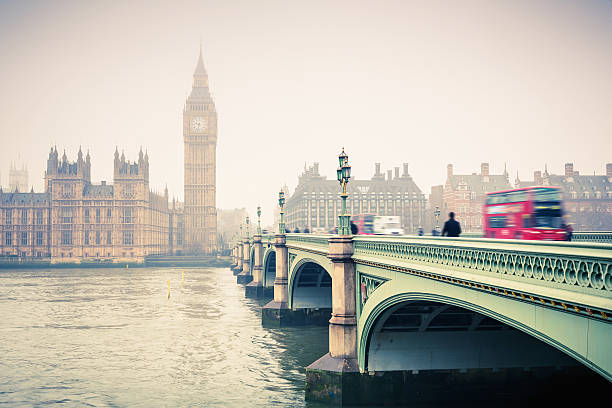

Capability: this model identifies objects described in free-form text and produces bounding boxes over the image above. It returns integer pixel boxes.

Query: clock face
[190,117,207,132]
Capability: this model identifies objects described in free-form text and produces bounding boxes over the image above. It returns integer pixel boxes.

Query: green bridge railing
[573,232,612,244]
[352,236,612,294]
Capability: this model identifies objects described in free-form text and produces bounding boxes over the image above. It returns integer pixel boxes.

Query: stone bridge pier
[237,235,252,284]
[245,234,264,297]
[305,235,360,404]
[232,240,243,276]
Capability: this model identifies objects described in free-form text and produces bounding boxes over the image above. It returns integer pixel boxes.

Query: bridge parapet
[573,231,612,244]
[286,234,330,255]
[352,236,612,318]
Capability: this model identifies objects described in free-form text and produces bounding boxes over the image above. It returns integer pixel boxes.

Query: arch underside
[367,300,578,372]
[263,250,276,288]
[292,261,332,309]
[250,248,255,274]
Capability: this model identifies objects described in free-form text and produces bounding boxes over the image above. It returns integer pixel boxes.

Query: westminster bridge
[229,232,611,405]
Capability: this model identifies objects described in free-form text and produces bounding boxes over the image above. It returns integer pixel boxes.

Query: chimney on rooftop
[565,163,574,178]
[447,164,453,179]
[375,163,381,176]
[387,170,392,181]
[481,162,489,176]
[403,163,409,177]
[607,163,612,180]
[534,171,542,185]
[481,162,489,182]
[394,167,399,179]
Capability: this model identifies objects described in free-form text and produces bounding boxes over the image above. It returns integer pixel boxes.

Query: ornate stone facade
[516,163,612,231]
[183,47,217,254]
[0,147,184,263]
[284,163,426,234]
[442,163,512,233]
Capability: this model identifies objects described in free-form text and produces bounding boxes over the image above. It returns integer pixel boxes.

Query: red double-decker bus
[351,213,376,235]
[483,186,568,240]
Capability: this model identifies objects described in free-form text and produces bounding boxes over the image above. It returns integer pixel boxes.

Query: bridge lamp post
[278,190,286,234]
[257,206,262,235]
[246,216,250,239]
[434,206,440,235]
[336,148,352,236]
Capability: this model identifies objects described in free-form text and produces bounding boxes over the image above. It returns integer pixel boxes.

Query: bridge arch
[288,258,332,309]
[358,289,609,380]
[249,246,255,274]
[263,248,276,288]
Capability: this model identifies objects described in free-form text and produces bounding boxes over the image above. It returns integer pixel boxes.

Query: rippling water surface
[0,267,329,407]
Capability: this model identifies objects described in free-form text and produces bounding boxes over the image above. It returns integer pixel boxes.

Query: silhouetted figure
[350,222,358,235]
[417,227,424,236]
[304,227,310,233]
[294,227,301,233]
[442,212,461,237]
[565,224,573,241]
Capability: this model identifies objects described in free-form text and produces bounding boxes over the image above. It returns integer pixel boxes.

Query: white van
[373,216,404,235]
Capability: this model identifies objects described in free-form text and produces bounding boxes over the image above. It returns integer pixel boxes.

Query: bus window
[534,189,561,202]
[522,214,534,228]
[489,216,507,228]
[508,191,527,202]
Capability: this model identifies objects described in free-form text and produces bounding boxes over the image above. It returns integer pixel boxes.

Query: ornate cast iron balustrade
[573,232,612,244]
[285,234,330,255]
[352,236,612,293]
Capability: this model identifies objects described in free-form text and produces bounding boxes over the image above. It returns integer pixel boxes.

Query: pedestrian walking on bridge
[442,212,461,237]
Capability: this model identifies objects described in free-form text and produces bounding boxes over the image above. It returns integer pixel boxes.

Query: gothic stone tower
[183,47,217,254]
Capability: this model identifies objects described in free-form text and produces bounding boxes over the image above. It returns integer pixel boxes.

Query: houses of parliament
[0,49,217,262]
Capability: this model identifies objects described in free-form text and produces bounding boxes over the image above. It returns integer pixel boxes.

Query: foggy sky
[1,0,611,226]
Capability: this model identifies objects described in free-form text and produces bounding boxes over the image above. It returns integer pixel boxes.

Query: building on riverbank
[0,146,185,264]
[515,163,612,230]
[283,162,426,234]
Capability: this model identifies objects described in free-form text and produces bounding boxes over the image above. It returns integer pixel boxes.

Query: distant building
[425,185,444,232]
[284,163,426,234]
[515,163,612,231]
[9,163,28,193]
[217,208,248,249]
[443,163,512,233]
[0,147,184,262]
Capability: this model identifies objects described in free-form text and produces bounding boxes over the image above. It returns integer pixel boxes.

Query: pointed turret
[192,44,209,88]
[195,43,207,75]
[515,171,520,188]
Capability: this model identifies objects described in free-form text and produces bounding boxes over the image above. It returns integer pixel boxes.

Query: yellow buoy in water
[167,279,170,299]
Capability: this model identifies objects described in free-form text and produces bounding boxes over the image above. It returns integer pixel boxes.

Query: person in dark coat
[350,222,358,235]
[442,212,461,237]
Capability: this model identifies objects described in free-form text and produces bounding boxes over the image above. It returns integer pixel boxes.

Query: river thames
[0,267,329,407]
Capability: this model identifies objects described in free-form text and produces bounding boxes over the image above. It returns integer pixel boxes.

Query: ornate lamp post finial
[337,147,352,235]
[245,216,250,238]
[257,206,262,235]
[278,189,286,234]
[434,206,440,235]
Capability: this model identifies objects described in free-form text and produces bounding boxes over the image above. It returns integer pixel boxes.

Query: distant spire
[194,43,207,75]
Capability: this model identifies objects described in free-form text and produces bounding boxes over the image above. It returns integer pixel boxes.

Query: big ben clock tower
[184,46,217,254]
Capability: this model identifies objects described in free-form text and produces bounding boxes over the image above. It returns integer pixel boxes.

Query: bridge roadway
[230,233,612,405]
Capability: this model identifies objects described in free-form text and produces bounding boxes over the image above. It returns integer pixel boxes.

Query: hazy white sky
[0,0,611,225]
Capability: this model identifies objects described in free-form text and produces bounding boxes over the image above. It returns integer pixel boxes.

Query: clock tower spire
[183,45,217,254]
